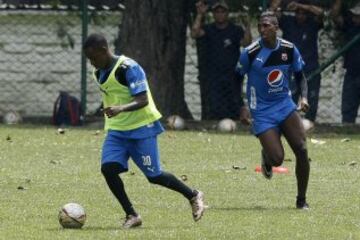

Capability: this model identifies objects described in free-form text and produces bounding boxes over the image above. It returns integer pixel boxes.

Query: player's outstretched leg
[101,162,142,228]
[295,150,310,210]
[281,111,310,210]
[147,171,205,221]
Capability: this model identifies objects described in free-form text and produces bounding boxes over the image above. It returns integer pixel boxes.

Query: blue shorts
[251,100,296,136]
[101,133,162,177]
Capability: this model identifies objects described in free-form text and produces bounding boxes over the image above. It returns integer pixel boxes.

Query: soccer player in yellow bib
[83,33,205,228]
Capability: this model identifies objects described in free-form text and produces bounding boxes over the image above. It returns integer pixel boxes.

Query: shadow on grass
[47,224,193,232]
[46,226,121,231]
[210,205,295,211]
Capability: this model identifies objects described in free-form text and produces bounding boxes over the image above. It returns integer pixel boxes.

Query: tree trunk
[118,0,193,119]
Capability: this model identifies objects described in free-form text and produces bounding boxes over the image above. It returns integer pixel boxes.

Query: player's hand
[240,13,251,27]
[297,97,310,113]
[196,1,208,15]
[239,106,251,126]
[103,106,123,118]
[287,1,299,11]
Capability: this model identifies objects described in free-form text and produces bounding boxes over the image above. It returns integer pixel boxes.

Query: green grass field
[0,124,359,240]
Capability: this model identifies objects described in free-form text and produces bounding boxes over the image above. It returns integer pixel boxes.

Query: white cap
[350,3,360,15]
[211,1,229,11]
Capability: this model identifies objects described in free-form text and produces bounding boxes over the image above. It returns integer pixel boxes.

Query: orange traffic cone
[255,165,289,174]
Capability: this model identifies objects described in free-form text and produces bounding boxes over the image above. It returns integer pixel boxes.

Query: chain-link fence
[0,2,358,125]
[184,6,359,124]
[0,7,121,120]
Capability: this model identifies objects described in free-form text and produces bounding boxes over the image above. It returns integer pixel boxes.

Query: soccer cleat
[261,150,273,180]
[122,214,142,229]
[296,200,310,210]
[190,190,205,222]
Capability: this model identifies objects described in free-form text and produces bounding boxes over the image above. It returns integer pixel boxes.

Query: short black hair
[83,33,108,49]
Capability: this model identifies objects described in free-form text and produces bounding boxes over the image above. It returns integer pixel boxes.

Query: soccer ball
[3,110,22,124]
[167,115,185,130]
[302,119,314,132]
[57,128,65,134]
[58,203,86,229]
[217,118,237,132]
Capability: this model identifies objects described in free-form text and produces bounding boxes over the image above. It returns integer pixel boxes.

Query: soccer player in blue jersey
[83,33,205,228]
[235,11,310,209]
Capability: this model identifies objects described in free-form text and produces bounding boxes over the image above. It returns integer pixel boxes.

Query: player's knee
[272,158,283,167]
[101,165,116,177]
[147,173,163,185]
[268,152,284,167]
[293,141,307,158]
[101,162,123,177]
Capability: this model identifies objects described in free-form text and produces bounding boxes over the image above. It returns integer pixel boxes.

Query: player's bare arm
[240,15,252,46]
[287,1,324,17]
[234,71,251,125]
[191,1,208,38]
[269,0,282,11]
[330,0,344,27]
[104,92,148,118]
[239,105,251,125]
[294,71,309,112]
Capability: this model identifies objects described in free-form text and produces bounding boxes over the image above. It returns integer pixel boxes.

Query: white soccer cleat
[190,190,205,222]
[122,214,142,229]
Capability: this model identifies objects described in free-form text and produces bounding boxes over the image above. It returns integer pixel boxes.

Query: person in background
[191,0,251,120]
[271,0,324,131]
[332,0,360,124]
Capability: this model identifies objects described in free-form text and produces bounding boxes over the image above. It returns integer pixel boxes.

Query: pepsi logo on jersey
[267,69,283,87]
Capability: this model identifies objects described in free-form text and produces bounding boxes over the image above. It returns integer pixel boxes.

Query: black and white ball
[167,115,185,130]
[3,110,22,124]
[58,203,86,229]
[217,118,237,133]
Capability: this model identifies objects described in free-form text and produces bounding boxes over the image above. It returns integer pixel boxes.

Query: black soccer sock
[296,196,306,203]
[295,150,310,199]
[101,163,137,216]
[147,171,196,200]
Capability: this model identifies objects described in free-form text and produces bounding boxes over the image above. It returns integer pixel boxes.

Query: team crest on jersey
[224,38,232,48]
[281,53,288,61]
[267,69,284,87]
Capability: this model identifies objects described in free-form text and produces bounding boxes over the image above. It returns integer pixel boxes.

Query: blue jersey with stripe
[236,38,304,117]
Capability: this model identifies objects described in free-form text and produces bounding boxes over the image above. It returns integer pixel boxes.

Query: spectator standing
[272,0,324,131]
[332,0,360,124]
[191,0,251,120]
